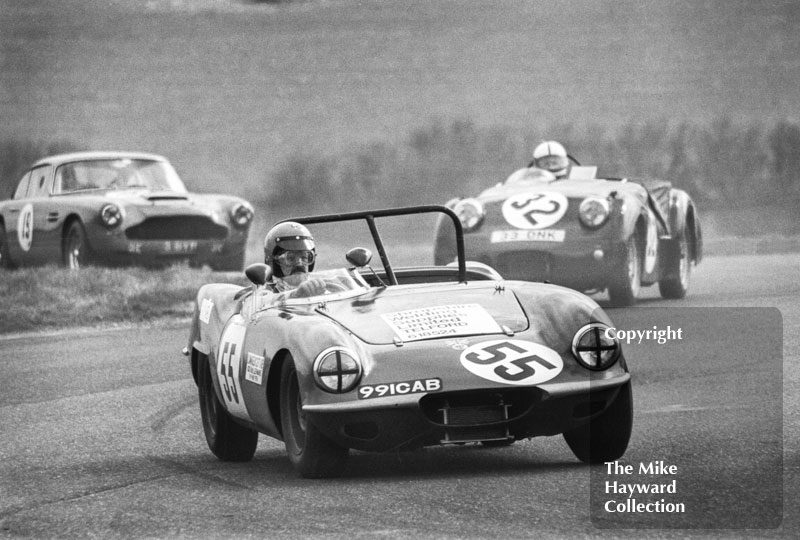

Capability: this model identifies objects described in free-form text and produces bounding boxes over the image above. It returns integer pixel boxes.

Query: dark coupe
[0,151,254,270]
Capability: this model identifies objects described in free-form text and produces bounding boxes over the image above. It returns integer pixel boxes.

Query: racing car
[0,151,254,270]
[185,206,632,478]
[433,163,703,306]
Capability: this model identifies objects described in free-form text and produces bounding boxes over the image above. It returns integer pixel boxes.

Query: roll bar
[277,205,466,285]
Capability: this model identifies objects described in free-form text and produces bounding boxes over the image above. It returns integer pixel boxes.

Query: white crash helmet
[532,140,570,178]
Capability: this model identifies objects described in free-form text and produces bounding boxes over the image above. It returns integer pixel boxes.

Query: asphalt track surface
[1,253,798,540]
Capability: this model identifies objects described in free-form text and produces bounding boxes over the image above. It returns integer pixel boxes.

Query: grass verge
[0,264,246,335]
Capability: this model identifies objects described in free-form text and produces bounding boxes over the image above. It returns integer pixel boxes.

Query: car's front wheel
[0,223,16,269]
[658,229,691,299]
[608,236,641,307]
[280,357,348,478]
[563,381,633,464]
[198,352,258,462]
[63,220,92,269]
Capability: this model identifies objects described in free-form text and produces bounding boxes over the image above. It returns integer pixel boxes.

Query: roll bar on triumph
[277,205,466,286]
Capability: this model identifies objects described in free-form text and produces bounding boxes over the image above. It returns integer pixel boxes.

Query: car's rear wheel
[608,236,641,307]
[0,223,16,269]
[198,352,258,462]
[280,357,348,478]
[658,229,691,299]
[563,381,633,464]
[63,220,92,269]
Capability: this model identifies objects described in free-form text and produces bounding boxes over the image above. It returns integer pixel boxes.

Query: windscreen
[54,159,187,194]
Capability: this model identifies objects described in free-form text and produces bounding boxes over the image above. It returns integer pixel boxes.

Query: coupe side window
[12,172,32,200]
[26,166,52,197]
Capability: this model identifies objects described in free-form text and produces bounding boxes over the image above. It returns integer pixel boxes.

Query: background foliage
[3,116,799,212]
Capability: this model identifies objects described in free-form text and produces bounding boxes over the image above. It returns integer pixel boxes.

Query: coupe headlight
[100,204,123,228]
[571,323,620,371]
[230,202,254,228]
[578,197,609,229]
[313,347,362,393]
[453,198,485,232]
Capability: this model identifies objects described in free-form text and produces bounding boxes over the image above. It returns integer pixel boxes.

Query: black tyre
[658,230,691,299]
[608,236,641,307]
[563,381,633,464]
[63,220,92,269]
[0,223,16,269]
[198,352,258,462]
[280,357,348,478]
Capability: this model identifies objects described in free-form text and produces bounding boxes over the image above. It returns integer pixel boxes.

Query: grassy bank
[0,265,245,335]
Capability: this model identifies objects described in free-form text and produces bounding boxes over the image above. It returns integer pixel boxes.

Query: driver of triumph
[263,222,328,299]
[530,140,571,179]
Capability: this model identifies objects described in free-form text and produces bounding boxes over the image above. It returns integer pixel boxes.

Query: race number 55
[460,339,564,385]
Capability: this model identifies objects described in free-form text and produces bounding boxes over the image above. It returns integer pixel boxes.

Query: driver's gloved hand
[293,277,327,298]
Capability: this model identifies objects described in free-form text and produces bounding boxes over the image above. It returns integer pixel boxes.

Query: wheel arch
[190,346,205,386]
[61,213,84,247]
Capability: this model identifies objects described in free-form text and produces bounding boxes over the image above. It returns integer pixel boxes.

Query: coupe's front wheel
[63,221,92,269]
[0,223,15,269]
[563,381,633,464]
[280,357,348,478]
[198,353,258,461]
[608,236,641,307]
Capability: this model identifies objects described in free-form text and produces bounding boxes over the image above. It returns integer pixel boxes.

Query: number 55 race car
[184,206,632,478]
[434,163,703,306]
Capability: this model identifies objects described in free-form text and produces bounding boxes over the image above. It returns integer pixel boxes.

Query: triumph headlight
[230,202,254,228]
[571,323,620,371]
[453,198,485,232]
[100,203,123,228]
[313,347,362,393]
[578,197,609,229]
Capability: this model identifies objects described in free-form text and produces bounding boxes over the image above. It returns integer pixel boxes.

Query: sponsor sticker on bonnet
[381,304,502,342]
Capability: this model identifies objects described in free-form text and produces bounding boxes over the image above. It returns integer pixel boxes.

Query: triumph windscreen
[262,268,371,307]
[54,159,188,194]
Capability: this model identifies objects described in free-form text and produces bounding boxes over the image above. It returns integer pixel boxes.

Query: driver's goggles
[276,250,315,266]
[536,155,568,170]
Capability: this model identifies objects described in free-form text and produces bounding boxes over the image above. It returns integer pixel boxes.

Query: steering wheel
[324,280,348,293]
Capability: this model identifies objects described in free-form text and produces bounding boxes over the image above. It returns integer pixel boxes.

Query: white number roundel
[501,192,568,229]
[460,339,564,386]
[17,204,34,252]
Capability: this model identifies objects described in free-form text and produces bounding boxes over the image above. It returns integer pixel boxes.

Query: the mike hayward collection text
[602,461,686,514]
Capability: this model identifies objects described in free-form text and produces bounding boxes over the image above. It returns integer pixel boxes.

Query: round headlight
[453,198,485,232]
[571,323,620,371]
[313,347,362,393]
[230,202,254,228]
[100,204,123,228]
[578,197,609,228]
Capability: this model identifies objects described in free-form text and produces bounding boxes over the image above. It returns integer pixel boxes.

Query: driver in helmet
[530,140,570,179]
[263,221,327,298]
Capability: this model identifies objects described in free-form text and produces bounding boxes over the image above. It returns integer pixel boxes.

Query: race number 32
[460,339,563,385]
[501,192,568,229]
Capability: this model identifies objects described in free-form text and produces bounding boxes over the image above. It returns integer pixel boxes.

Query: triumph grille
[125,217,228,240]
